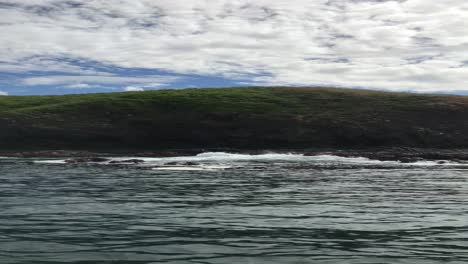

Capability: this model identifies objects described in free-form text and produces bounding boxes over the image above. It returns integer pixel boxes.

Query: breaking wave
[31,152,468,167]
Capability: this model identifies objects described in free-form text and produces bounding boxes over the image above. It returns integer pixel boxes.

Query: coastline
[3,88,468,154]
[2,147,468,163]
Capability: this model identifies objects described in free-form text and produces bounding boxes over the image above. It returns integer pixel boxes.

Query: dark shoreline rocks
[109,159,145,164]
[65,157,110,163]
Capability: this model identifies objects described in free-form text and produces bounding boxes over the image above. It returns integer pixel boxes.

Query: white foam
[306,154,396,164]
[34,160,67,164]
[138,152,402,166]
[121,152,384,163]
[31,152,468,167]
[114,152,308,163]
[406,160,468,166]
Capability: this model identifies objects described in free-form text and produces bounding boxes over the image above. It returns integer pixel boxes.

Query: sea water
[1,153,467,263]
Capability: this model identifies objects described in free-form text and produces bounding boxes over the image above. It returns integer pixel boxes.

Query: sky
[0,0,468,96]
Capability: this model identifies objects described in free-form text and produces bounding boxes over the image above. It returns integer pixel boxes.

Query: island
[1,87,468,161]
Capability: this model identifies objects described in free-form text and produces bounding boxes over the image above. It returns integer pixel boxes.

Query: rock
[399,157,421,163]
[109,159,144,164]
[183,162,199,166]
[163,161,200,166]
[65,157,109,163]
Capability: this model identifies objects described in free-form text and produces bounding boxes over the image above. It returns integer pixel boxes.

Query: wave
[33,160,67,164]
[134,152,310,162]
[135,152,465,166]
[32,152,468,167]
[120,152,396,163]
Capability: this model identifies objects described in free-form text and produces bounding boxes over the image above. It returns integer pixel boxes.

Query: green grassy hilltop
[1,87,468,151]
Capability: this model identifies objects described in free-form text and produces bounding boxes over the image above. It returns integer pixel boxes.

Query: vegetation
[1,87,468,151]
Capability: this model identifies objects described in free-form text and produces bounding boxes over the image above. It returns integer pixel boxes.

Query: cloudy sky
[0,0,467,95]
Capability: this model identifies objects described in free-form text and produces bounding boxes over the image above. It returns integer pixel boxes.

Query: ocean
[1,153,467,263]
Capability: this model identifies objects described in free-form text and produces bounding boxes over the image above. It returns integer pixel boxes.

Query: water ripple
[1,157,468,263]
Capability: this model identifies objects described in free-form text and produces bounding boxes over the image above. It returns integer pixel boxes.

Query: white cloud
[1,0,468,92]
[64,83,91,89]
[0,91,8,96]
[22,75,177,86]
[124,86,144,92]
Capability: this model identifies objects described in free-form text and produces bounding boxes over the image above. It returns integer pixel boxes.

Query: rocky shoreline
[2,148,468,163]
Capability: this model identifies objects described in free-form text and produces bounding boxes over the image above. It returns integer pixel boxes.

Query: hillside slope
[1,87,468,151]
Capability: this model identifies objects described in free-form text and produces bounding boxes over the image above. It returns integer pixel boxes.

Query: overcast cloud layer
[0,0,467,95]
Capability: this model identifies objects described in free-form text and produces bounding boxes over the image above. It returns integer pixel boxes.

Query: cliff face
[1,87,468,151]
